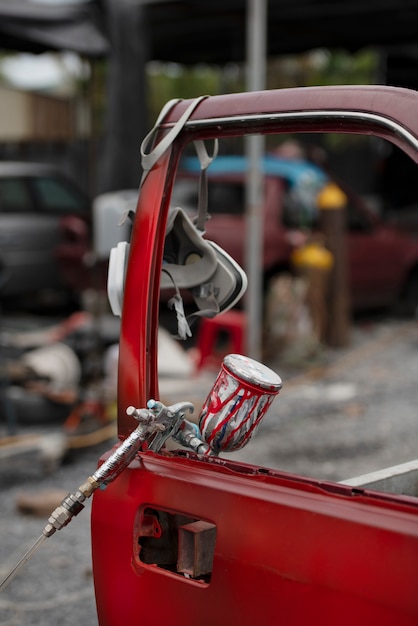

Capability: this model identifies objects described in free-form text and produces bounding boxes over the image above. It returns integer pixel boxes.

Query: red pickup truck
[172,153,418,313]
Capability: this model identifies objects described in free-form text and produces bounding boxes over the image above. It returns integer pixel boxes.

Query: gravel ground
[229,316,418,479]
[0,314,417,625]
[0,442,109,626]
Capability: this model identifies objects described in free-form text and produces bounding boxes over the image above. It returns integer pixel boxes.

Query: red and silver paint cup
[199,354,282,454]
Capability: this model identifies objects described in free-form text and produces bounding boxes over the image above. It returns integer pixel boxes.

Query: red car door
[92,86,418,626]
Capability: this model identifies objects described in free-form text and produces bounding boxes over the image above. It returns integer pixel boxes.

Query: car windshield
[174,154,327,225]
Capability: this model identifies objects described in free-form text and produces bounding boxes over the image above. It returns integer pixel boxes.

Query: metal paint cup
[199,354,282,454]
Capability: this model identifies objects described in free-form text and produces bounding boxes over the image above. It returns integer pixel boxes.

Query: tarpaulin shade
[1,1,418,62]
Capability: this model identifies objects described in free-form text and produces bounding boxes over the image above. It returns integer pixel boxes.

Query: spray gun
[41,399,198,539]
[0,354,281,592]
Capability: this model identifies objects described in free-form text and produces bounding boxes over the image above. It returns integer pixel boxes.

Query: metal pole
[245,0,267,361]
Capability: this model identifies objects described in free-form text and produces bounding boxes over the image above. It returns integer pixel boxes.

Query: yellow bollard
[291,238,333,343]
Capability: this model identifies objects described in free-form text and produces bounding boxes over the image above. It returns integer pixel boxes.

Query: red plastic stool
[196,310,247,371]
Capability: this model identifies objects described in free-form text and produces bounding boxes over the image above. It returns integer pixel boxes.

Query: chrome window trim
[163,109,418,152]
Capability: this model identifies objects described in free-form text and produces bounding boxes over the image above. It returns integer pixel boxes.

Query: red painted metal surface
[117,147,181,437]
[91,86,418,624]
[92,452,418,625]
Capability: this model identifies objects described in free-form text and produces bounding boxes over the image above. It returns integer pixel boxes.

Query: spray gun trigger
[146,401,195,452]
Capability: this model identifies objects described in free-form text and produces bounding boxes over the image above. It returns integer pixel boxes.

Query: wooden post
[317,183,351,348]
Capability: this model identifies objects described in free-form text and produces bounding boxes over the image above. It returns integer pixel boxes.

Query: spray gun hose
[43,422,149,537]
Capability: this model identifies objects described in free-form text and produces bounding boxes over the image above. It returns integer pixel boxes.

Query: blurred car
[0,161,91,302]
[171,154,418,313]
